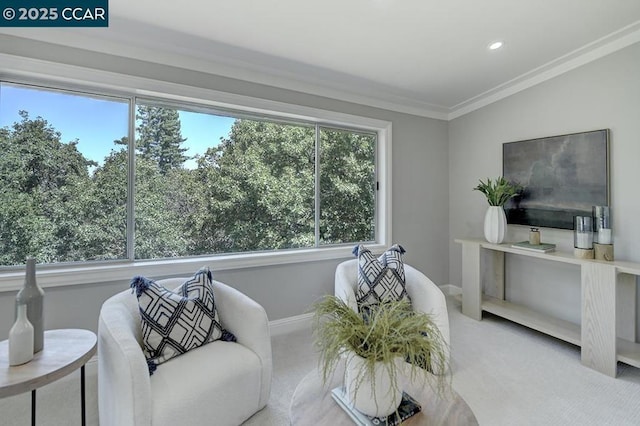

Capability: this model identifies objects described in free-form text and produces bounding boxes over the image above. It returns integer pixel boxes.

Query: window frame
[0,52,392,291]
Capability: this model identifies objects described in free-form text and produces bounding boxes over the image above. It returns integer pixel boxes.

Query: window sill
[0,244,384,292]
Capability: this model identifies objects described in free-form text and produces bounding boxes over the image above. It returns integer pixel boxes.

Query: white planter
[344,353,402,417]
[484,206,507,244]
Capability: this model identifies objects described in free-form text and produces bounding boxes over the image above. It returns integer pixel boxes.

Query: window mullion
[126,97,136,260]
[314,125,321,247]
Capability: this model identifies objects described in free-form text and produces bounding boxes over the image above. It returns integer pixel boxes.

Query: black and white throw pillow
[130,267,236,374]
[354,244,410,309]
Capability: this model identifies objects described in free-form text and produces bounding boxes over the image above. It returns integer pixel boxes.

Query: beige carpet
[3,296,640,425]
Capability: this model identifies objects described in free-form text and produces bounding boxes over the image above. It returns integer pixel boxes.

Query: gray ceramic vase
[15,257,45,352]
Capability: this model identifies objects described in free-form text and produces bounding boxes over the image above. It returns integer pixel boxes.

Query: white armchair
[334,259,450,371]
[98,277,272,426]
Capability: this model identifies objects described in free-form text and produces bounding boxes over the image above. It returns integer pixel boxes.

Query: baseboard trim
[269,286,463,336]
[269,312,313,337]
[268,286,462,337]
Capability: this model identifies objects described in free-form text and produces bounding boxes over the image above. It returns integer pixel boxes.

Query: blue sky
[0,84,234,168]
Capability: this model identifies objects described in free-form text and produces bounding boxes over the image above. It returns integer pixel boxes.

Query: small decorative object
[473,177,521,244]
[529,227,541,245]
[9,304,34,366]
[594,243,614,261]
[331,385,422,425]
[15,257,45,353]
[593,206,612,244]
[593,206,614,261]
[511,241,556,253]
[574,216,594,259]
[312,296,449,418]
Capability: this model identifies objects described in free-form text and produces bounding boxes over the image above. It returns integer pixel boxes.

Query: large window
[0,82,378,267]
[319,127,375,245]
[0,83,129,266]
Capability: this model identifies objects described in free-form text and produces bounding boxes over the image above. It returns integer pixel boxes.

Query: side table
[0,328,97,426]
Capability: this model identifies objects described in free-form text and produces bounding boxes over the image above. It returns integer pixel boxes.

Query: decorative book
[330,386,421,426]
[511,241,556,253]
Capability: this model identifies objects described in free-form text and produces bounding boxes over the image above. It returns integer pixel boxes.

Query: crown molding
[1,20,639,122]
[448,21,640,120]
[0,28,450,120]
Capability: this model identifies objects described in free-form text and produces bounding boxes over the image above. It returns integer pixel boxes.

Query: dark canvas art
[503,129,609,230]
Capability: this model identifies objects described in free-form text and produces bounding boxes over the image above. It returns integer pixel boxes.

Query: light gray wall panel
[391,114,449,280]
[449,43,640,329]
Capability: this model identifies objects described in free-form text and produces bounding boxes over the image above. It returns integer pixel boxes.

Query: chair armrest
[404,266,451,372]
[335,259,359,312]
[213,281,272,408]
[98,292,152,426]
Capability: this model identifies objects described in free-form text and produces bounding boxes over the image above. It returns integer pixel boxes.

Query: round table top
[0,328,97,398]
[290,364,478,426]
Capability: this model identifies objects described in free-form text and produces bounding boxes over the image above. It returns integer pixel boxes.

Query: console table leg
[462,242,482,320]
[581,263,617,377]
[482,249,505,300]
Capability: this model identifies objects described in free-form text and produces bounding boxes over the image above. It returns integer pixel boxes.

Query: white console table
[455,238,640,377]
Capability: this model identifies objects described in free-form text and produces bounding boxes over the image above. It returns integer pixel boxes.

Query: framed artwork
[503,129,610,230]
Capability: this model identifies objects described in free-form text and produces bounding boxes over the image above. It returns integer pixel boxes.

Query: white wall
[449,42,640,328]
[0,35,450,338]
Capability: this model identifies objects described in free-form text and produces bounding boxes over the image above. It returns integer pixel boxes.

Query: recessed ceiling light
[488,41,504,50]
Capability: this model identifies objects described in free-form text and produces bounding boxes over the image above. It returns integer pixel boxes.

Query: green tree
[134,157,190,259]
[319,128,376,244]
[0,111,97,264]
[0,106,377,266]
[135,105,189,174]
[194,119,316,253]
[80,148,128,260]
[132,106,192,259]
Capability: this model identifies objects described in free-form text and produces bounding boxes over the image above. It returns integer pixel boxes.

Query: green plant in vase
[473,177,521,243]
[312,296,450,417]
[473,176,521,206]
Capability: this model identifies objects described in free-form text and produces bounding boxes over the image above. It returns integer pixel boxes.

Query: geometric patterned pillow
[353,244,410,309]
[130,266,236,375]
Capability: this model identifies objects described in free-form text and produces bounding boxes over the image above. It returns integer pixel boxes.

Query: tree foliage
[320,128,375,244]
[0,108,376,266]
[0,112,98,264]
[135,105,189,174]
[195,120,316,253]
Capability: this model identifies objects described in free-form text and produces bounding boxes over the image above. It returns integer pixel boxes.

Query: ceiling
[2,0,640,119]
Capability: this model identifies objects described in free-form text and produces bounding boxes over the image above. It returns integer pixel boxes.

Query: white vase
[9,304,35,366]
[484,206,507,244]
[344,352,402,418]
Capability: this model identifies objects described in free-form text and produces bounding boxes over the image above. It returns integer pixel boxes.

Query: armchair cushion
[130,267,236,373]
[354,244,409,308]
[149,340,262,426]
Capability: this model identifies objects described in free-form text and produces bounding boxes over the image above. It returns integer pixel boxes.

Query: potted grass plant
[312,296,450,418]
[473,177,521,243]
